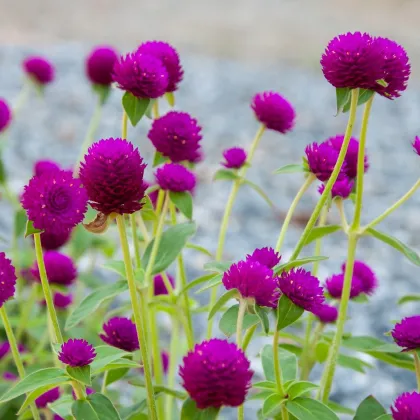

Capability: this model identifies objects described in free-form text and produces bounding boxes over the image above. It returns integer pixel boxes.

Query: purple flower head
[137,41,183,92]
[321,32,385,89]
[31,251,77,286]
[391,316,420,351]
[222,260,280,308]
[190,149,204,164]
[278,268,325,312]
[72,387,95,400]
[318,178,354,199]
[246,247,281,270]
[21,170,88,234]
[86,45,119,86]
[154,273,175,296]
[35,387,60,408]
[221,147,247,169]
[325,273,363,299]
[0,341,25,360]
[391,391,420,420]
[113,51,168,98]
[148,111,202,163]
[53,292,73,309]
[3,372,17,381]
[23,56,55,85]
[161,351,169,374]
[342,260,377,295]
[0,253,17,308]
[79,138,147,215]
[313,304,338,324]
[251,91,295,134]
[40,229,72,251]
[143,180,159,208]
[33,160,61,177]
[100,317,139,352]
[0,98,12,133]
[155,163,196,193]
[58,338,96,367]
[305,142,347,182]
[412,137,420,156]
[375,37,410,99]
[180,338,253,409]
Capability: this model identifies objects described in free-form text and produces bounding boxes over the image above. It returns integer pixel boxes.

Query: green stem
[243,324,257,352]
[336,199,349,232]
[72,380,86,400]
[414,352,420,393]
[16,283,39,342]
[290,89,359,261]
[33,233,63,344]
[101,371,108,395]
[165,316,179,420]
[152,100,160,119]
[130,214,142,269]
[275,174,316,253]
[236,299,247,420]
[300,315,314,381]
[13,79,31,116]
[122,111,128,138]
[116,215,158,420]
[273,328,285,396]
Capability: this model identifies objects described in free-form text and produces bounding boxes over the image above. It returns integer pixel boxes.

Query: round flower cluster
[246,247,281,270]
[35,387,60,408]
[0,98,11,133]
[100,317,139,352]
[58,338,96,367]
[86,45,118,86]
[391,391,420,420]
[41,292,73,310]
[31,251,77,286]
[312,304,338,324]
[0,253,17,309]
[412,136,420,156]
[23,56,55,85]
[154,273,175,295]
[221,147,247,169]
[155,163,196,193]
[391,316,420,351]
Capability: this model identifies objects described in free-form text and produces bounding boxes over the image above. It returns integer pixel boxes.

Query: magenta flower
[33,159,61,177]
[412,137,420,156]
[325,273,363,299]
[58,338,96,367]
[180,338,253,409]
[86,46,118,86]
[148,111,202,163]
[155,163,196,193]
[222,260,280,308]
[3,372,17,381]
[313,304,338,324]
[100,317,139,352]
[154,273,175,295]
[190,149,204,164]
[342,260,377,295]
[35,387,60,408]
[143,180,159,208]
[52,292,73,309]
[246,247,281,269]
[391,391,420,420]
[40,229,72,251]
[0,341,25,360]
[23,56,55,85]
[251,91,295,134]
[113,51,168,98]
[221,147,247,169]
[318,178,354,199]
[0,98,12,133]
[161,351,169,374]
[0,253,17,308]
[321,32,385,89]
[21,170,88,234]
[137,41,183,92]
[31,251,77,286]
[392,316,420,351]
[79,138,147,215]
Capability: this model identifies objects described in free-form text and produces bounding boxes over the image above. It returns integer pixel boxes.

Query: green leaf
[165,92,175,107]
[49,395,74,419]
[140,195,157,222]
[287,381,319,399]
[208,289,238,320]
[152,385,187,400]
[365,228,420,266]
[243,179,273,207]
[119,395,148,419]
[336,87,351,115]
[181,398,220,419]
[338,354,373,373]
[152,151,169,167]
[213,169,239,182]
[92,84,111,105]
[122,92,150,127]
[374,416,392,420]
[177,273,219,297]
[274,256,328,274]
[314,341,329,364]
[0,156,6,184]
[203,261,231,273]
[274,164,306,175]
[142,222,196,274]
[286,397,339,420]
[169,191,193,220]
[342,89,375,113]
[65,281,128,330]
[105,368,130,387]
[262,345,297,383]
[144,99,156,119]
[253,381,277,390]
[262,393,284,417]
[24,220,42,237]
[354,395,386,420]
[66,366,91,386]
[276,295,304,330]
[0,368,67,403]
[14,209,27,238]
[102,260,127,278]
[72,392,121,420]
[303,225,342,245]
[185,243,213,258]
[327,401,355,415]
[194,276,223,294]
[99,359,140,373]
[219,304,259,337]
[90,346,131,374]
[254,303,270,334]
[398,294,420,305]
[376,79,388,87]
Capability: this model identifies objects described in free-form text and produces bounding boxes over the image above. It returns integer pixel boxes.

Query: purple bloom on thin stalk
[31,251,77,286]
[412,137,420,156]
[391,316,420,351]
[180,338,253,409]
[33,159,61,177]
[246,247,281,270]
[23,56,55,85]
[86,46,119,86]
[0,98,12,133]
[40,292,73,309]
[221,147,247,169]
[58,338,96,367]
[154,273,175,295]
[251,91,296,134]
[40,229,72,251]
[325,273,363,299]
[100,317,139,352]
[391,391,420,420]
[155,163,196,193]
[35,387,60,408]
[313,304,338,324]
[0,341,25,360]
[79,138,147,215]
[342,260,377,295]
[137,41,183,92]
[222,260,280,308]
[318,178,354,199]
[0,253,17,308]
[148,111,202,163]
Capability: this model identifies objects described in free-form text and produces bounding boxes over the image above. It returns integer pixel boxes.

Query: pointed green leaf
[194,276,222,294]
[181,398,220,419]
[398,294,420,305]
[152,150,169,167]
[262,393,284,417]
[338,354,373,373]
[274,256,328,274]
[66,365,91,386]
[165,92,175,107]
[102,261,126,278]
[140,195,157,222]
[177,273,219,298]
[24,220,43,237]
[90,346,131,374]
[262,345,297,383]
[327,400,355,415]
[336,87,351,115]
[49,395,74,419]
[219,304,259,337]
[343,89,375,113]
[208,289,238,320]
[354,395,386,420]
[105,368,130,387]
[274,164,306,175]
[203,261,232,273]
[169,191,193,220]
[277,295,304,330]
[122,92,150,127]
[253,381,277,390]
[15,209,27,238]
[213,169,240,182]
[303,225,342,245]
[185,243,213,258]
[286,397,339,420]
[254,303,270,334]
[144,98,156,119]
[72,392,121,420]
[287,381,319,399]
[243,179,274,207]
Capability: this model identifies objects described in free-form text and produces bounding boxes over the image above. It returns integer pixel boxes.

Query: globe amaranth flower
[391,391,420,420]
[161,351,169,374]
[0,98,12,133]
[222,260,280,308]
[23,56,55,85]
[31,251,77,286]
[40,229,72,250]
[0,253,17,308]
[278,268,324,312]
[154,273,175,295]
[21,170,88,233]
[342,260,377,295]
[58,338,96,367]
[41,292,73,309]
[391,316,420,351]
[180,338,253,409]
[100,317,139,352]
[321,32,385,90]
[35,387,60,408]
[86,46,119,86]
[325,273,363,299]
[137,41,183,92]
[305,142,347,182]
[148,111,202,163]
[412,137,420,156]
[155,163,196,193]
[113,51,168,98]
[3,372,17,381]
[312,304,338,324]
[33,159,61,177]
[143,180,159,208]
[221,147,247,169]
[318,178,354,199]
[79,138,147,215]
[251,91,295,134]
[0,341,25,360]
[246,247,281,270]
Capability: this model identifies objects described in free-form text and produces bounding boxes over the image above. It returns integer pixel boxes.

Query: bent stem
[116,215,158,420]
[414,352,420,392]
[130,214,142,268]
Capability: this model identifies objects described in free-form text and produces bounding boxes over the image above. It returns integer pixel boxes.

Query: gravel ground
[1,45,420,418]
